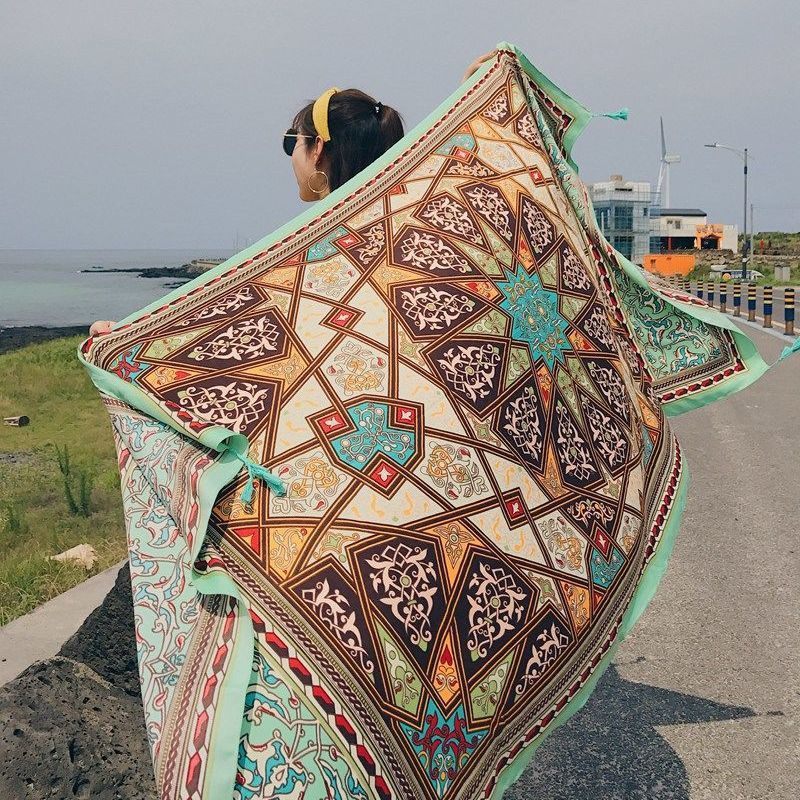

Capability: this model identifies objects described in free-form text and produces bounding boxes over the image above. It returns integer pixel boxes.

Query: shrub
[53,442,94,517]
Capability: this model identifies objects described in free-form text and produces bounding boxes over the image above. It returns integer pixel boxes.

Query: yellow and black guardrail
[664,275,796,337]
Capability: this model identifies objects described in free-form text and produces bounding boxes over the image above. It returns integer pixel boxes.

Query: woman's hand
[461,49,497,83]
[89,320,116,337]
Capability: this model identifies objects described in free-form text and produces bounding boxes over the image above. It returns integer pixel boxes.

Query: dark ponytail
[292,89,405,191]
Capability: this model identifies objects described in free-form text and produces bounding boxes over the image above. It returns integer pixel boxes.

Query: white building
[588,175,655,264]
[656,209,738,253]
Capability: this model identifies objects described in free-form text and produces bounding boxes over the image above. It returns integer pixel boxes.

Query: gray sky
[1,0,798,250]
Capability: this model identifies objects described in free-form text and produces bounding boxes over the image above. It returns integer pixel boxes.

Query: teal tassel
[247,461,287,496]
[224,447,287,501]
[593,107,629,121]
[778,335,800,363]
[241,471,257,504]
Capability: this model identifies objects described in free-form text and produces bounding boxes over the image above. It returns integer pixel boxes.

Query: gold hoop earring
[307,169,329,195]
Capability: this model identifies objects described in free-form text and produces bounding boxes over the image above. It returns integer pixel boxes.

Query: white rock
[48,544,98,570]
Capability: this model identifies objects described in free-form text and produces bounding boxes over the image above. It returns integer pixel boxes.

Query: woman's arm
[461,49,497,83]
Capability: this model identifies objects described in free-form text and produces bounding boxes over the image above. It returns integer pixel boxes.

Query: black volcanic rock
[0,657,155,800]
[0,326,88,355]
[59,565,140,697]
[0,566,155,800]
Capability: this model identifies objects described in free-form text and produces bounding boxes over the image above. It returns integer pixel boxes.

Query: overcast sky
[1,0,798,250]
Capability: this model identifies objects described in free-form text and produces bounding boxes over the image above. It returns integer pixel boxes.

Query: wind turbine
[656,117,681,208]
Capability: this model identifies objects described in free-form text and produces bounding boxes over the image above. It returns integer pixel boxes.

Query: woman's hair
[292,89,405,191]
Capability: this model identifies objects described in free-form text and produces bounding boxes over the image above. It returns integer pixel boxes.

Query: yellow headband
[312,86,340,142]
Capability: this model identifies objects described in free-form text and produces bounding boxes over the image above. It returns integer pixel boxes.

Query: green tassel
[223,446,287,501]
[593,107,629,121]
[241,471,257,504]
[247,461,287,496]
[777,335,800,364]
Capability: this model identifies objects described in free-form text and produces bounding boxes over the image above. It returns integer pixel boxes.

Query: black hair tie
[374,101,383,116]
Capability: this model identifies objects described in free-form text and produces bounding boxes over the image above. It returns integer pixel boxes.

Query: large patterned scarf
[79,42,796,800]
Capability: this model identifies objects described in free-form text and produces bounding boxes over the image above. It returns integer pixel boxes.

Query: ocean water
[0,249,232,327]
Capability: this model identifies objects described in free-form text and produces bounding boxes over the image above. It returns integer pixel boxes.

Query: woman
[80,43,791,799]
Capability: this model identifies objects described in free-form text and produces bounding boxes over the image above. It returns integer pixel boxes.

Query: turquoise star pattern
[498,265,571,371]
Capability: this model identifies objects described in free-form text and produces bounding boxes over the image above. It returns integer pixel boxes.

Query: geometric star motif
[498,264,572,371]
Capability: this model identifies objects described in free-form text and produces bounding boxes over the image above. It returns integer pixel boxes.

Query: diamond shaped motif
[323,306,362,330]
[370,459,399,488]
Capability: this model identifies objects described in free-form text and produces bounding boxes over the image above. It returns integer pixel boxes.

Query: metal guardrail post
[785,287,795,337]
[762,285,773,328]
[733,282,741,316]
[719,283,727,313]
[747,283,757,321]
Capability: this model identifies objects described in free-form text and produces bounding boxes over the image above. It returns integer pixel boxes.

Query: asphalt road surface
[510,323,798,800]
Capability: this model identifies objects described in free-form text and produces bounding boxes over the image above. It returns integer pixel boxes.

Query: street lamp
[704,142,748,280]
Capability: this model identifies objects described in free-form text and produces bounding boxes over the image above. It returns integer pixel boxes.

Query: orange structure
[695,223,725,249]
[643,253,696,277]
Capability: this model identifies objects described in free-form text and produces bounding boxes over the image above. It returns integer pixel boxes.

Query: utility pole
[704,142,749,280]
[743,147,748,281]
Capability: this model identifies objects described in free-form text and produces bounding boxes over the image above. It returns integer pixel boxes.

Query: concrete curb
[732,315,797,343]
[0,559,126,687]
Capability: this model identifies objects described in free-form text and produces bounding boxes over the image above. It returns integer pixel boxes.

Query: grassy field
[745,231,800,256]
[0,335,126,624]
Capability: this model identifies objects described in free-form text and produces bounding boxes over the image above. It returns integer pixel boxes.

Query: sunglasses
[283,127,315,156]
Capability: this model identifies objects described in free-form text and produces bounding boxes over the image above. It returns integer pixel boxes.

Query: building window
[613,236,633,259]
[614,205,633,231]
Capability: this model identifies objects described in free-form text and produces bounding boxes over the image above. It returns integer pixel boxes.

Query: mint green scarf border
[76,349,259,798]
[605,243,793,417]
[501,43,593,172]
[78,347,255,798]
[488,459,690,800]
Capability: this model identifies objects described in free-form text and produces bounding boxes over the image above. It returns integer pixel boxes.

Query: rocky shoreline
[80,257,224,281]
[0,325,90,355]
[81,265,195,279]
[1,259,226,355]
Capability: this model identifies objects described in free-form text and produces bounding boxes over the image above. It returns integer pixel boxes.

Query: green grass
[741,231,800,256]
[0,336,127,624]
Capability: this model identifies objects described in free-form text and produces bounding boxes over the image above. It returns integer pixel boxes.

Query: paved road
[510,323,798,799]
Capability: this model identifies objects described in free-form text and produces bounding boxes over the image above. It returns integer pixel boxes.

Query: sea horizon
[0,248,235,328]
